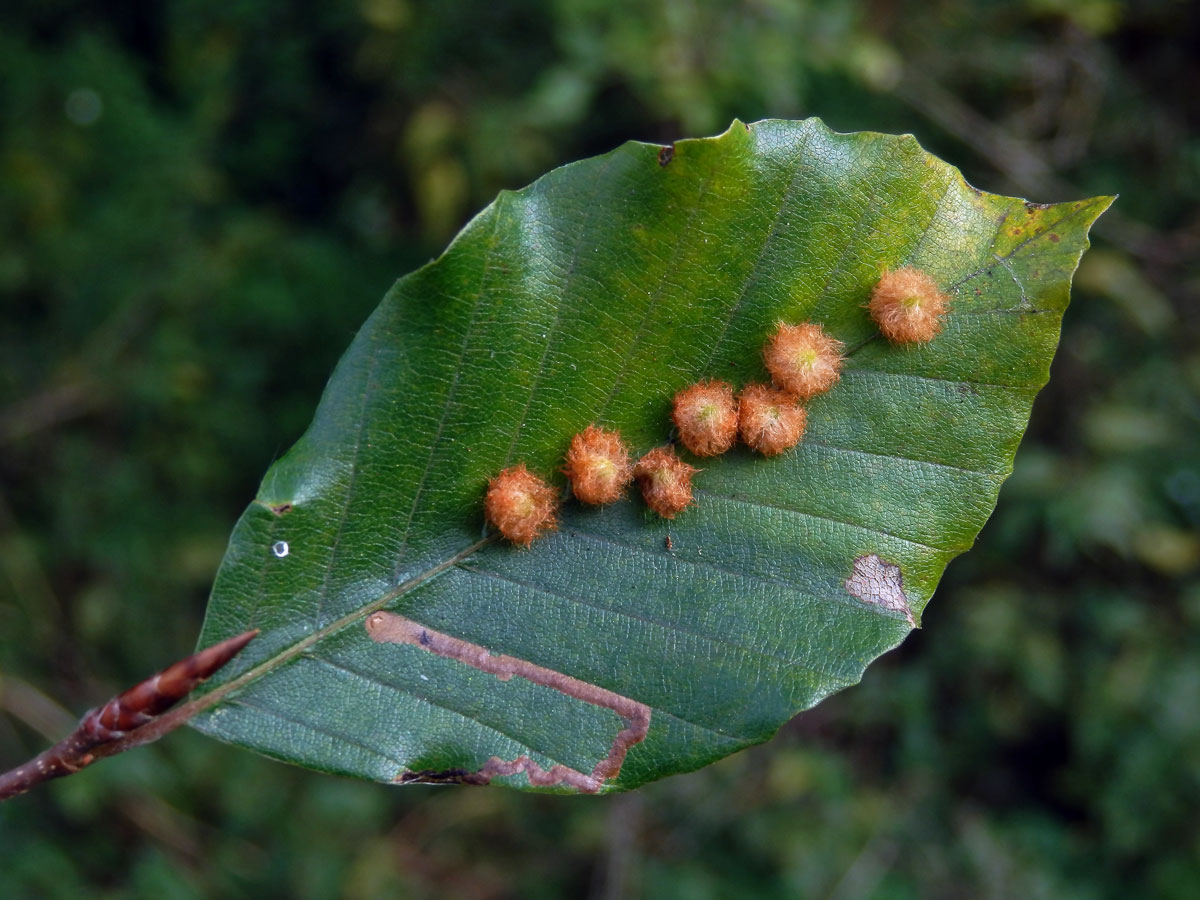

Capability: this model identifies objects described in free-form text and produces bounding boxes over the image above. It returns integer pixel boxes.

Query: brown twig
[0,629,258,802]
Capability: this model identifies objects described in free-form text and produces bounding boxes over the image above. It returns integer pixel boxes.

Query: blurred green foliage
[1,1,1197,897]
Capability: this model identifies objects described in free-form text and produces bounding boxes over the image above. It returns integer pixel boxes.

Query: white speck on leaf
[271,541,290,558]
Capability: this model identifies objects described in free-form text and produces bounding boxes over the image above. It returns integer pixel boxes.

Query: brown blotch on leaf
[738,383,808,456]
[868,267,949,344]
[563,425,633,505]
[269,502,293,516]
[672,379,738,457]
[634,445,696,519]
[845,554,916,626]
[484,463,558,547]
[658,145,675,166]
[762,322,844,400]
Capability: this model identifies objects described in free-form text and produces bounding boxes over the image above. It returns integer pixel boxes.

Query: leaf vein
[595,172,718,417]
[844,366,1043,392]
[301,654,569,771]
[562,526,913,624]
[800,438,1003,478]
[392,200,510,579]
[225,698,405,768]
[695,125,817,370]
[455,563,844,679]
[501,154,623,465]
[691,487,954,554]
[313,342,384,627]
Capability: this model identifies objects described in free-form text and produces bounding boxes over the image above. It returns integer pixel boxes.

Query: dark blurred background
[1,1,1197,897]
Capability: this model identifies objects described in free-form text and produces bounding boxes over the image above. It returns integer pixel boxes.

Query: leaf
[191,119,1111,792]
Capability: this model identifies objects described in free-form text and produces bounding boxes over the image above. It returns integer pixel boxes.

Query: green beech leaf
[192,118,1111,792]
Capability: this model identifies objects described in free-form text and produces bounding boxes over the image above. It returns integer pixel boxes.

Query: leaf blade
[192,119,1112,791]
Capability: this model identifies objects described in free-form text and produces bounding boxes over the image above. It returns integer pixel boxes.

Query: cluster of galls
[484,266,948,546]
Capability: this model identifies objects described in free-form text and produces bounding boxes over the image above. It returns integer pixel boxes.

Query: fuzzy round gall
[762,322,844,400]
[633,445,697,519]
[484,463,558,546]
[563,425,633,505]
[738,384,808,456]
[868,267,948,344]
[672,379,738,457]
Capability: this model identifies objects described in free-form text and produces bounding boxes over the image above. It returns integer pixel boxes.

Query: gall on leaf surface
[634,445,698,519]
[672,380,739,457]
[563,425,633,505]
[190,119,1112,792]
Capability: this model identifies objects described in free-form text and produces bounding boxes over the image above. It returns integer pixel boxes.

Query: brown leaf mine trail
[366,612,651,793]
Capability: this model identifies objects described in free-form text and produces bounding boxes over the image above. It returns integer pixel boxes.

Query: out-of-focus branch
[0,675,76,740]
[893,69,1175,266]
[0,380,103,446]
[0,295,149,447]
[894,70,1058,195]
[0,629,257,802]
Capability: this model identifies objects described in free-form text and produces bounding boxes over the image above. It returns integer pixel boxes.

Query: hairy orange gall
[633,446,697,519]
[762,322,844,400]
[868,267,948,344]
[563,425,633,505]
[484,463,558,547]
[672,379,738,457]
[738,384,808,456]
